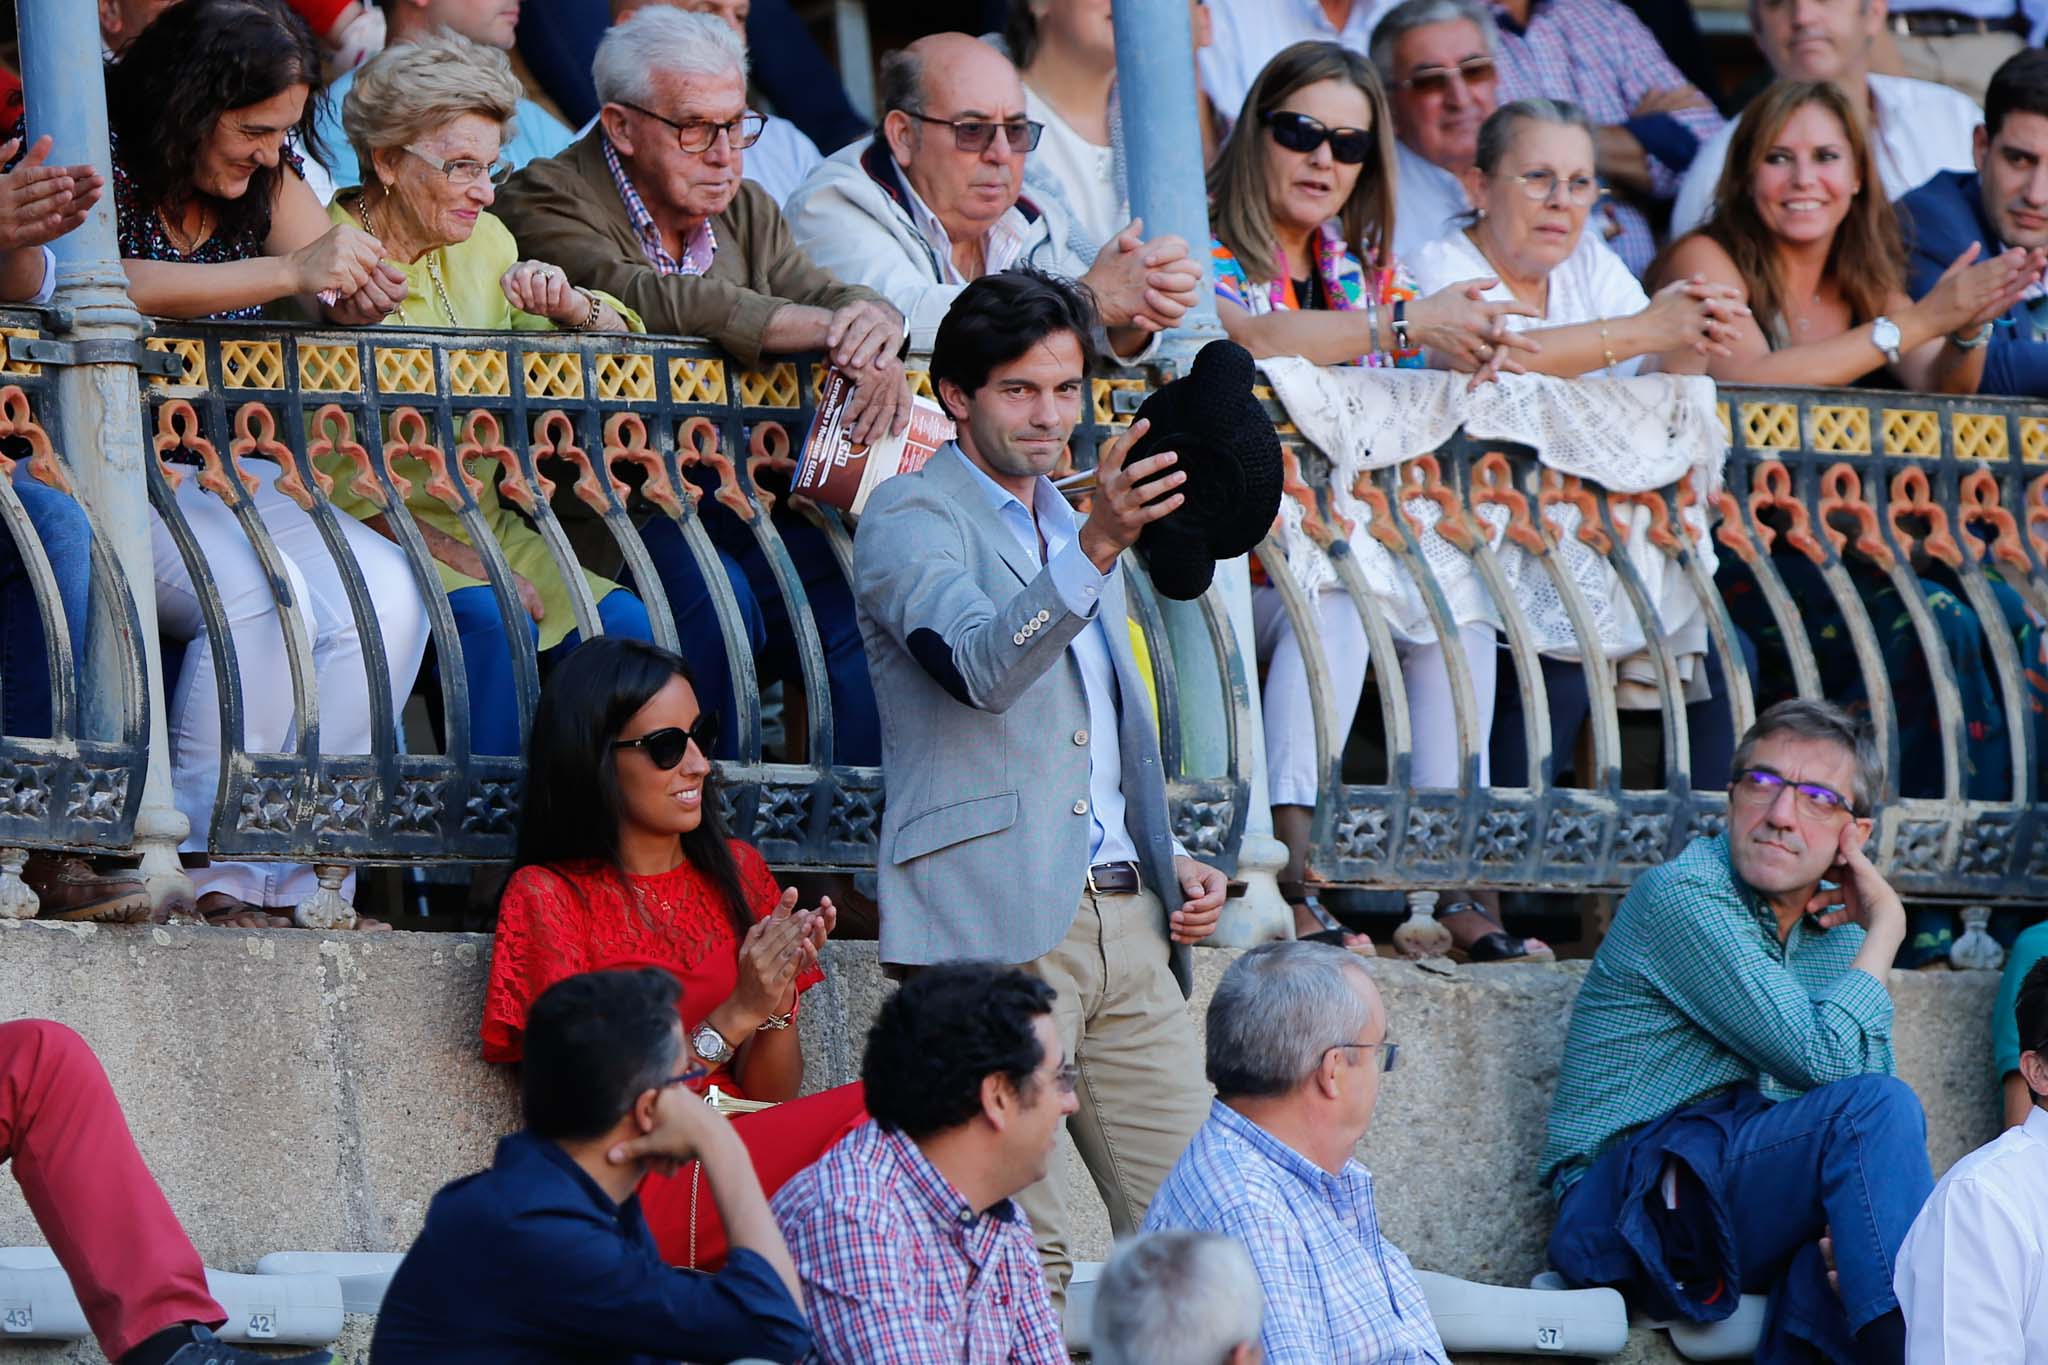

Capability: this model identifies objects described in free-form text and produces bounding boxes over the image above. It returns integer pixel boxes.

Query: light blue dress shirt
[315,68,575,191]
[956,450,1139,867]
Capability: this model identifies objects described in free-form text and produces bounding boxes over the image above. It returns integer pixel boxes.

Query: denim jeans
[0,475,91,738]
[630,519,765,762]
[445,585,653,755]
[638,506,879,766]
[1553,1074,1931,1363]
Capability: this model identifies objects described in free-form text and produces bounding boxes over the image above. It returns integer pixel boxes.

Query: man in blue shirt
[1896,48,2048,396]
[1143,941,1448,1365]
[370,967,812,1365]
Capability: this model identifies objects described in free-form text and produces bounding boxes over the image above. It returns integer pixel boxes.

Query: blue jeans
[445,586,653,755]
[1,477,92,738]
[1553,1074,1930,1363]
[638,508,878,766]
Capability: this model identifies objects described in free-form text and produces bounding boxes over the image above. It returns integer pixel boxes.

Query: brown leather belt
[1889,11,2026,35]
[1086,861,1141,895]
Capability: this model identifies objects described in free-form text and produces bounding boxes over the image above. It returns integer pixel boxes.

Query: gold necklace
[158,201,213,256]
[356,191,458,326]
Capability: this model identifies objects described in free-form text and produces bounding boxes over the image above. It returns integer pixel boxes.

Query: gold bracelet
[1599,320,1618,373]
[574,285,601,331]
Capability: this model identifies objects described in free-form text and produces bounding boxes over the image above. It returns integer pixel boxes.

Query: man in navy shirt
[1897,48,2048,397]
[371,968,812,1364]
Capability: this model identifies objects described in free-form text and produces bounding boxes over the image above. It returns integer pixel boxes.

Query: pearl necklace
[357,191,458,327]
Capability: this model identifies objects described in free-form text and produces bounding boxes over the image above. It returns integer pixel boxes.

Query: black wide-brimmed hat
[1127,339,1283,600]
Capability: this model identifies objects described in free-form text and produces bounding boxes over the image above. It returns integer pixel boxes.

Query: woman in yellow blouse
[322,31,651,752]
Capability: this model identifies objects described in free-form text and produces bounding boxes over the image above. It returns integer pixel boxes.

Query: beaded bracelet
[1599,320,1617,373]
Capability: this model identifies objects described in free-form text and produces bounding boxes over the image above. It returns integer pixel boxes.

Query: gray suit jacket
[853,445,1190,993]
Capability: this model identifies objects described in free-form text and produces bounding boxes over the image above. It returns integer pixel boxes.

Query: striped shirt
[1539,834,1896,1194]
[771,1120,1065,1365]
[1145,1100,1448,1365]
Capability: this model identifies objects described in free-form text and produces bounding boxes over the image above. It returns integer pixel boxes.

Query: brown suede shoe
[23,853,152,923]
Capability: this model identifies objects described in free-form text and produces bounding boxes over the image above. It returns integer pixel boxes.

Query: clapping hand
[733,888,816,1021]
[0,136,102,253]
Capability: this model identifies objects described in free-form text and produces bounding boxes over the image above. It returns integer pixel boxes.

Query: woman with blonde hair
[322,31,653,756]
[1652,80,2039,388]
[1207,40,1550,961]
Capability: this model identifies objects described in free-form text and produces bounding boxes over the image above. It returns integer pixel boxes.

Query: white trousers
[153,466,429,907]
[1255,584,1497,806]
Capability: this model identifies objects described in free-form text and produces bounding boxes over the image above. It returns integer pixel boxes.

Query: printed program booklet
[793,369,954,514]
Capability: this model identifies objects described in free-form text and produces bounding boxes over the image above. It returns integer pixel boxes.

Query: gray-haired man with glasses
[1542,698,1931,1365]
[782,31,1204,355]
[1144,941,1449,1365]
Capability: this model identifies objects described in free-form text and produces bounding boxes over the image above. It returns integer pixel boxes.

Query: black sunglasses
[1263,110,1374,165]
[613,712,720,769]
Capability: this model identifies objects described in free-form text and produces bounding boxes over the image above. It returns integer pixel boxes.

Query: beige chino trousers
[1014,885,1209,1313]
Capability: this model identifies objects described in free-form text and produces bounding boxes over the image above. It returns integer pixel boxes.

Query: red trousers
[0,1020,223,1359]
[640,1080,867,1271]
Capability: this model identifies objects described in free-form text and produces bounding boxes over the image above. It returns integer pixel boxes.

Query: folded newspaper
[792,369,954,514]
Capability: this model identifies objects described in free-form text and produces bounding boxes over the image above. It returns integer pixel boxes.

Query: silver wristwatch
[1870,315,1903,365]
[691,1022,735,1067]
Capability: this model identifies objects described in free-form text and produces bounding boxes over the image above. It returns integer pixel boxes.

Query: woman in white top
[1410,98,1748,375]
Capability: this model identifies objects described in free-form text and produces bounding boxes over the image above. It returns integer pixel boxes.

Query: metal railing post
[21,0,194,915]
[1114,0,1288,943]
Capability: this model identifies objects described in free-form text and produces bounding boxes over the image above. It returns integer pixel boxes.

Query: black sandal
[1439,900,1555,964]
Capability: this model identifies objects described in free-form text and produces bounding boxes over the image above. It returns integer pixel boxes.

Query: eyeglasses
[658,1064,710,1090]
[1263,110,1374,165]
[612,712,721,769]
[1397,56,1498,95]
[1051,1061,1080,1094]
[907,112,1044,153]
[1730,767,1858,820]
[1509,169,1601,205]
[402,145,512,187]
[1329,1039,1401,1073]
[618,102,766,153]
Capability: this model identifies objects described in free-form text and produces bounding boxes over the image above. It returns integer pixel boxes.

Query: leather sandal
[1439,900,1555,963]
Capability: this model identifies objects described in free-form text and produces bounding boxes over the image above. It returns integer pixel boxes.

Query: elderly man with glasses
[1144,940,1449,1365]
[1541,698,1931,1365]
[497,5,906,769]
[782,32,1204,355]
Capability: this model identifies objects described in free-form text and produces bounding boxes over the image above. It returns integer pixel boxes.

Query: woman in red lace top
[482,637,865,1266]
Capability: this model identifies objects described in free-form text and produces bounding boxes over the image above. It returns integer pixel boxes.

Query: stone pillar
[1113,0,1288,944]
[20,0,194,915]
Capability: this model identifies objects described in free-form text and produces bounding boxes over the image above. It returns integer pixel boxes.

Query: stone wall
[0,919,2006,1362]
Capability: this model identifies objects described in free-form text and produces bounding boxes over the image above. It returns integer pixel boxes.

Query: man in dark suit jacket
[852,269,1228,1307]
[1897,48,2048,397]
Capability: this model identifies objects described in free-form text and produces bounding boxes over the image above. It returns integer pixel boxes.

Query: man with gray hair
[1372,0,1503,262]
[1093,1231,1264,1365]
[1142,941,1449,1365]
[1542,698,1929,1365]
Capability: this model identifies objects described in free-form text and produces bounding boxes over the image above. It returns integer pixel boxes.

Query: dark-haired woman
[91,0,429,926]
[482,637,866,1269]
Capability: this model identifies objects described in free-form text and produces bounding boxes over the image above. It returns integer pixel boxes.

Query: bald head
[879,33,1031,246]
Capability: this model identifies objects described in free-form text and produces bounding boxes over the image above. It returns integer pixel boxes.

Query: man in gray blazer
[852,268,1227,1304]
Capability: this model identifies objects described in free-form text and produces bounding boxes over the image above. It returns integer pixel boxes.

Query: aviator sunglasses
[1263,110,1375,165]
[612,712,721,769]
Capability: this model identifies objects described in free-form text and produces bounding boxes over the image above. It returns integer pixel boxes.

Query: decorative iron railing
[1,303,2042,915]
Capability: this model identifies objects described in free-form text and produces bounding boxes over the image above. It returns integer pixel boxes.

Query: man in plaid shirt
[1542,700,1931,1365]
[1144,941,1448,1365]
[771,963,1072,1364]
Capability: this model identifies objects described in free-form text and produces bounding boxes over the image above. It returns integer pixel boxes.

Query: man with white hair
[1372,0,1502,261]
[1093,1231,1265,1365]
[497,6,906,767]
[597,0,822,205]
[1143,942,1448,1365]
